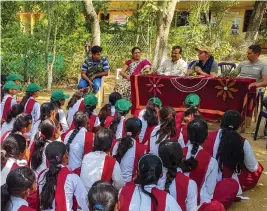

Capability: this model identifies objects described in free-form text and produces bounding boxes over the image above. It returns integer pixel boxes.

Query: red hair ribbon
[40,133,46,139]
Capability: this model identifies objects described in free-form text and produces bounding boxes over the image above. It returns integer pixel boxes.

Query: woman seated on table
[189,46,218,77]
[114,47,151,100]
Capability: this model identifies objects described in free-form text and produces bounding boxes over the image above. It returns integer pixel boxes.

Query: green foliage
[169,1,244,62]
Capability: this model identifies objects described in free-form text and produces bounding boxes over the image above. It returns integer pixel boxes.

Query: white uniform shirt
[64,127,91,171]
[138,109,147,143]
[67,98,83,125]
[115,116,126,139]
[1,118,15,135]
[8,196,29,211]
[177,127,190,148]
[184,144,218,204]
[1,158,18,186]
[24,96,40,123]
[29,120,41,148]
[58,108,69,132]
[149,125,168,156]
[119,184,182,211]
[0,94,17,120]
[213,129,259,195]
[157,167,198,211]
[38,166,89,211]
[31,141,51,178]
[112,138,139,183]
[80,151,124,191]
[111,105,116,116]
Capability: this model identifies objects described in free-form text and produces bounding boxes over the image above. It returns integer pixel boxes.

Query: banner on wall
[112,15,128,24]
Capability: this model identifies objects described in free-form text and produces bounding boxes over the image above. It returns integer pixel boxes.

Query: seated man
[157,46,187,76]
[236,44,267,89]
[190,46,218,77]
[77,46,110,93]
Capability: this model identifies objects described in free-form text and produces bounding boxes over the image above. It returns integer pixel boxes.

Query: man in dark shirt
[77,46,110,93]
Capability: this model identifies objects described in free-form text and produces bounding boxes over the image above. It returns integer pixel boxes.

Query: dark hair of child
[88,181,119,211]
[180,119,208,172]
[114,118,142,163]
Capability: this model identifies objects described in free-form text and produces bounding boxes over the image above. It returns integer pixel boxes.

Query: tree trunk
[245,0,267,46]
[45,2,52,91]
[83,0,101,46]
[152,0,178,70]
[48,15,58,90]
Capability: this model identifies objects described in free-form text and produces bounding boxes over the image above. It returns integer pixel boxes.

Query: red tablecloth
[130,75,257,121]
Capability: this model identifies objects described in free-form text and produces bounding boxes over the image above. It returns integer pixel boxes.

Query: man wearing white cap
[190,46,218,77]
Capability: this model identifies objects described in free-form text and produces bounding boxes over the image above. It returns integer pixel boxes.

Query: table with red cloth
[130,75,257,121]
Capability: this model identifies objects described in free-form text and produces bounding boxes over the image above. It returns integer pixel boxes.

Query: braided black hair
[158,140,183,192]
[181,119,208,172]
[135,154,163,208]
[40,141,67,209]
[66,111,88,153]
[143,99,159,127]
[216,110,244,173]
[20,92,33,107]
[114,118,142,163]
[109,110,129,138]
[155,106,176,144]
[67,91,83,110]
[31,119,55,171]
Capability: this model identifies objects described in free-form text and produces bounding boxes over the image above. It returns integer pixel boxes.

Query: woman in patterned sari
[114,47,151,100]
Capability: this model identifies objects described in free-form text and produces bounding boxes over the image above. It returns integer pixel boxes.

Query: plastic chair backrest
[218,62,236,74]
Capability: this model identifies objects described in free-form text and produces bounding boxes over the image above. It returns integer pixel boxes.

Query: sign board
[112,15,128,24]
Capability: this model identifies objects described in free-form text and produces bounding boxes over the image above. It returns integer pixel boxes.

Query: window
[172,11,189,27]
[100,13,110,22]
[243,10,253,32]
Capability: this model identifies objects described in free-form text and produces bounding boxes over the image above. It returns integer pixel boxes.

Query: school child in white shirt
[1,114,32,143]
[1,134,27,186]
[149,106,177,156]
[66,91,84,125]
[38,141,88,211]
[50,90,70,133]
[99,92,122,127]
[84,93,101,133]
[29,102,57,147]
[88,181,119,211]
[0,81,21,123]
[1,167,36,211]
[158,140,198,211]
[203,110,263,208]
[80,128,124,191]
[30,119,60,178]
[20,83,42,124]
[112,117,146,183]
[137,97,161,144]
[119,153,182,211]
[180,119,219,205]
[1,104,24,135]
[64,111,94,173]
[109,98,132,139]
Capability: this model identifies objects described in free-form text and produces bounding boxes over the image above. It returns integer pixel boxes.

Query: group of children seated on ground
[0,74,264,211]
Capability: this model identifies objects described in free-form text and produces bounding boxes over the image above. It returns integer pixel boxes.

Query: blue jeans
[77,77,102,93]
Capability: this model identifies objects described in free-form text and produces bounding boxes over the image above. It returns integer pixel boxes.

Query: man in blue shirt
[77,46,110,93]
